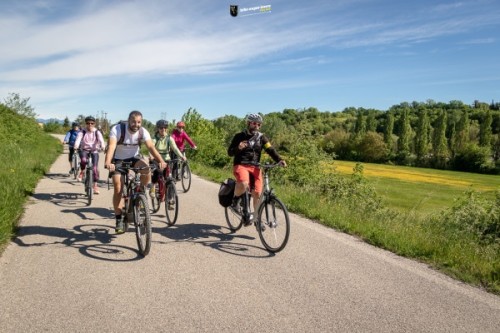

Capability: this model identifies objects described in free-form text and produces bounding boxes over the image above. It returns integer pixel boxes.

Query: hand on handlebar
[279,160,287,167]
[105,163,116,171]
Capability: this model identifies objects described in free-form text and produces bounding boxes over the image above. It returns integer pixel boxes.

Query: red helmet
[176,121,185,128]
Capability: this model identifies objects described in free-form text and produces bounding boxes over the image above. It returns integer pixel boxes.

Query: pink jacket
[171,129,196,151]
[74,128,105,152]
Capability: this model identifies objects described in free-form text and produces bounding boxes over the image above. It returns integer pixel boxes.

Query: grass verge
[0,107,62,253]
[189,161,499,295]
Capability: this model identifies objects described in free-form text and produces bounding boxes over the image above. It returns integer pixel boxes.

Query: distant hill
[36,118,64,124]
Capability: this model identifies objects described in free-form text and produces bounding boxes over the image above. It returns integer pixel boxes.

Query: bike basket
[218,178,235,207]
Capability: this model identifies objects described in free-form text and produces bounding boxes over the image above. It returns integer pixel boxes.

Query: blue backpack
[68,129,79,146]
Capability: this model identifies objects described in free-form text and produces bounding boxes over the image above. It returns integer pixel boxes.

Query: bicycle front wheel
[133,194,152,256]
[257,197,290,253]
[86,171,93,206]
[165,182,178,225]
[181,162,192,192]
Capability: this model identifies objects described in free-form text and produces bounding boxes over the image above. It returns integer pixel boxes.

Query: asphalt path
[1,136,499,332]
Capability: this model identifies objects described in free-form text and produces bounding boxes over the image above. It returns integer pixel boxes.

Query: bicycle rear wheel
[165,182,178,225]
[225,197,243,232]
[150,182,162,214]
[257,197,290,253]
[134,194,152,256]
[72,154,79,180]
[181,162,191,192]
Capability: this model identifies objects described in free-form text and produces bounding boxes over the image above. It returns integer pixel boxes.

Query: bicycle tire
[165,182,178,225]
[72,154,79,180]
[134,194,152,256]
[150,182,161,214]
[257,196,290,253]
[86,170,93,206]
[225,197,243,232]
[181,162,191,192]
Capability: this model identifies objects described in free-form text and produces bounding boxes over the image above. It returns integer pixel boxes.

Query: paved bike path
[1,143,499,332]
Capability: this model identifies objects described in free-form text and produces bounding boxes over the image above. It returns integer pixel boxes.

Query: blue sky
[1,0,499,123]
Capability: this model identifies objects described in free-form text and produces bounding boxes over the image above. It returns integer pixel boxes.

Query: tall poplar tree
[433,110,449,168]
[415,109,431,164]
[397,109,412,163]
[479,109,493,148]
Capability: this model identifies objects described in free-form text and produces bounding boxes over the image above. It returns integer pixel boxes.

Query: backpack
[218,178,236,207]
[68,129,79,146]
[154,133,170,154]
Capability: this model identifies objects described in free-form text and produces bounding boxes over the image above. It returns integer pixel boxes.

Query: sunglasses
[250,122,261,126]
[86,122,95,125]
[159,127,167,130]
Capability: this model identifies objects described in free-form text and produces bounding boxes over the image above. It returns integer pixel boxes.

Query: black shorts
[108,157,142,177]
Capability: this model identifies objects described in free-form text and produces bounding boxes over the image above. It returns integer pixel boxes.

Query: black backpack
[218,178,236,207]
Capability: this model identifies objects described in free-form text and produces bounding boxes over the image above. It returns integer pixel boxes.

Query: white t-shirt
[110,124,152,160]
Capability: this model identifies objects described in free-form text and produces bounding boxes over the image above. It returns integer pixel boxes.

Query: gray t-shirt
[110,124,151,160]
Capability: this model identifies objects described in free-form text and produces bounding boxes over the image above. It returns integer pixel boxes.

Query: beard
[129,124,140,133]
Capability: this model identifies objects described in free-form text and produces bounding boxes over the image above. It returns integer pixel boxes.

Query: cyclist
[170,121,197,179]
[227,113,286,225]
[73,116,105,194]
[105,110,167,234]
[150,119,186,209]
[63,122,80,175]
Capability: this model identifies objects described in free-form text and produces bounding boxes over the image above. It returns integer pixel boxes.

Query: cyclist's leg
[68,147,74,170]
[251,166,263,213]
[111,174,123,213]
[92,152,100,181]
[233,165,250,197]
[133,158,151,187]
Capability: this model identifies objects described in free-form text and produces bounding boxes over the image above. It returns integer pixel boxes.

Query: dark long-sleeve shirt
[228,130,282,165]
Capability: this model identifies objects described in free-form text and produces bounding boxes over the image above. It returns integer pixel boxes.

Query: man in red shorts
[227,113,287,225]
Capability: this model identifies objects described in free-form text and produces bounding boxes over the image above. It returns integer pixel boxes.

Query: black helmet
[245,113,263,123]
[156,119,169,128]
[72,122,79,127]
[85,116,96,122]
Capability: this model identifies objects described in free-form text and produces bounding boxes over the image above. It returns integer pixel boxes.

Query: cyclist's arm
[105,136,117,170]
[73,132,83,150]
[97,131,106,151]
[145,139,166,165]
[261,135,283,164]
[169,137,185,160]
[183,132,196,149]
[228,132,243,157]
[63,131,71,143]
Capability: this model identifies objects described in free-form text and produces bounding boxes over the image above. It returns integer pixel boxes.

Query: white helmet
[245,113,263,123]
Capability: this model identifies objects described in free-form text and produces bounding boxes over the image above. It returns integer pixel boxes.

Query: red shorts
[233,164,263,194]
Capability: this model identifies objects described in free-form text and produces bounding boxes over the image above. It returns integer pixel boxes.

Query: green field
[331,160,499,214]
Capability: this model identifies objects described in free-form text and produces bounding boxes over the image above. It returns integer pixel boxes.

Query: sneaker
[115,218,125,234]
[149,185,156,197]
[93,184,100,194]
[69,168,74,175]
[243,213,254,227]
[168,204,175,210]
[77,171,84,182]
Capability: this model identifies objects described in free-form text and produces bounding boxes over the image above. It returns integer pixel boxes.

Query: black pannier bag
[218,178,236,207]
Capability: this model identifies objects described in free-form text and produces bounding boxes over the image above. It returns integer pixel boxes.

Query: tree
[3,92,37,118]
[433,110,449,168]
[454,110,470,152]
[63,117,70,129]
[479,109,493,148]
[396,109,412,163]
[357,132,387,163]
[415,109,431,165]
[354,111,366,137]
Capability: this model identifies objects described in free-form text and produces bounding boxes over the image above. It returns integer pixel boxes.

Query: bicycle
[224,163,290,253]
[71,149,80,180]
[114,162,153,256]
[81,150,95,206]
[150,160,179,225]
[172,150,192,193]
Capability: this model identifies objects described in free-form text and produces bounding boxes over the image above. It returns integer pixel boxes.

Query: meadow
[330,160,499,214]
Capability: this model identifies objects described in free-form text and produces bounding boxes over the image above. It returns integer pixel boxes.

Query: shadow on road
[154,222,274,258]
[31,192,89,208]
[13,223,144,262]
